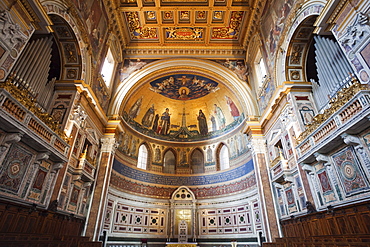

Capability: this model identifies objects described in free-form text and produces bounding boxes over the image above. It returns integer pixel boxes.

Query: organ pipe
[8,35,55,110]
[313,35,355,111]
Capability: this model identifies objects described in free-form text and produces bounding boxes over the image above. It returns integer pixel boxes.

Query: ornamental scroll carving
[340,13,369,49]
[0,10,27,49]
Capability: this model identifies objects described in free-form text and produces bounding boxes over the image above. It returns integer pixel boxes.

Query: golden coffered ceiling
[113,0,256,55]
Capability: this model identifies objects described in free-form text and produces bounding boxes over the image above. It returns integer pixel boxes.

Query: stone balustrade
[0,88,69,160]
[297,90,370,164]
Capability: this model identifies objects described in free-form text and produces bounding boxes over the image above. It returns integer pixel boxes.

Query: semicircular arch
[109,58,259,118]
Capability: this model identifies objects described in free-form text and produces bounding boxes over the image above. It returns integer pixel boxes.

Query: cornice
[123,47,246,59]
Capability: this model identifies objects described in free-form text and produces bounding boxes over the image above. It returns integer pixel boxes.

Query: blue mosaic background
[113,158,254,186]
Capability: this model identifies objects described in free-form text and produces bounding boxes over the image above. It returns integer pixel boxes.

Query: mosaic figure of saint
[142,104,155,127]
[128,96,143,119]
[153,114,160,133]
[210,114,217,131]
[160,108,171,135]
[214,104,226,129]
[197,109,208,135]
[225,95,240,120]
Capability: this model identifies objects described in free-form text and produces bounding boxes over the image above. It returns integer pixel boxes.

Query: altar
[166,243,197,247]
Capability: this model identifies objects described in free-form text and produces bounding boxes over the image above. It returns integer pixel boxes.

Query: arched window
[163,150,176,174]
[137,144,148,170]
[219,145,230,170]
[255,50,267,87]
[101,47,116,88]
[191,149,204,174]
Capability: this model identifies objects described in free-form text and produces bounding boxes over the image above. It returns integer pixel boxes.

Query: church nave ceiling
[114,0,254,52]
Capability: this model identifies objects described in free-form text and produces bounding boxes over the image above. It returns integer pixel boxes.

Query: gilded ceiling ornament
[211,11,244,39]
[125,12,158,39]
[165,27,203,40]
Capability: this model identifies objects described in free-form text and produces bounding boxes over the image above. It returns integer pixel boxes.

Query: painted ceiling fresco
[123,74,244,142]
[116,0,251,48]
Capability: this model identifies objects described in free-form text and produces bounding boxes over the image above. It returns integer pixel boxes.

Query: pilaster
[247,124,280,241]
[85,120,120,240]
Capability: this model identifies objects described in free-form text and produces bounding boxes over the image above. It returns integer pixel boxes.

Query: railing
[296,78,370,161]
[0,84,69,156]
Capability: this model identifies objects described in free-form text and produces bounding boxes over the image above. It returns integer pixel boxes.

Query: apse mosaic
[123,73,244,142]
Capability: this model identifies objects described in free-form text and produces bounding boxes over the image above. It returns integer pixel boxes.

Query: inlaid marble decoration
[317,170,332,193]
[295,175,306,208]
[112,202,166,235]
[317,169,337,203]
[252,201,262,231]
[332,147,370,196]
[200,205,253,235]
[103,199,114,230]
[28,160,51,201]
[0,144,32,194]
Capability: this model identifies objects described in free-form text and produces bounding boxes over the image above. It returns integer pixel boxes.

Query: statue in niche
[130,139,137,156]
[207,146,212,162]
[128,96,143,119]
[197,109,208,135]
[142,104,155,128]
[237,135,243,154]
[122,134,130,154]
[180,150,187,165]
[230,138,236,157]
[155,147,161,162]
